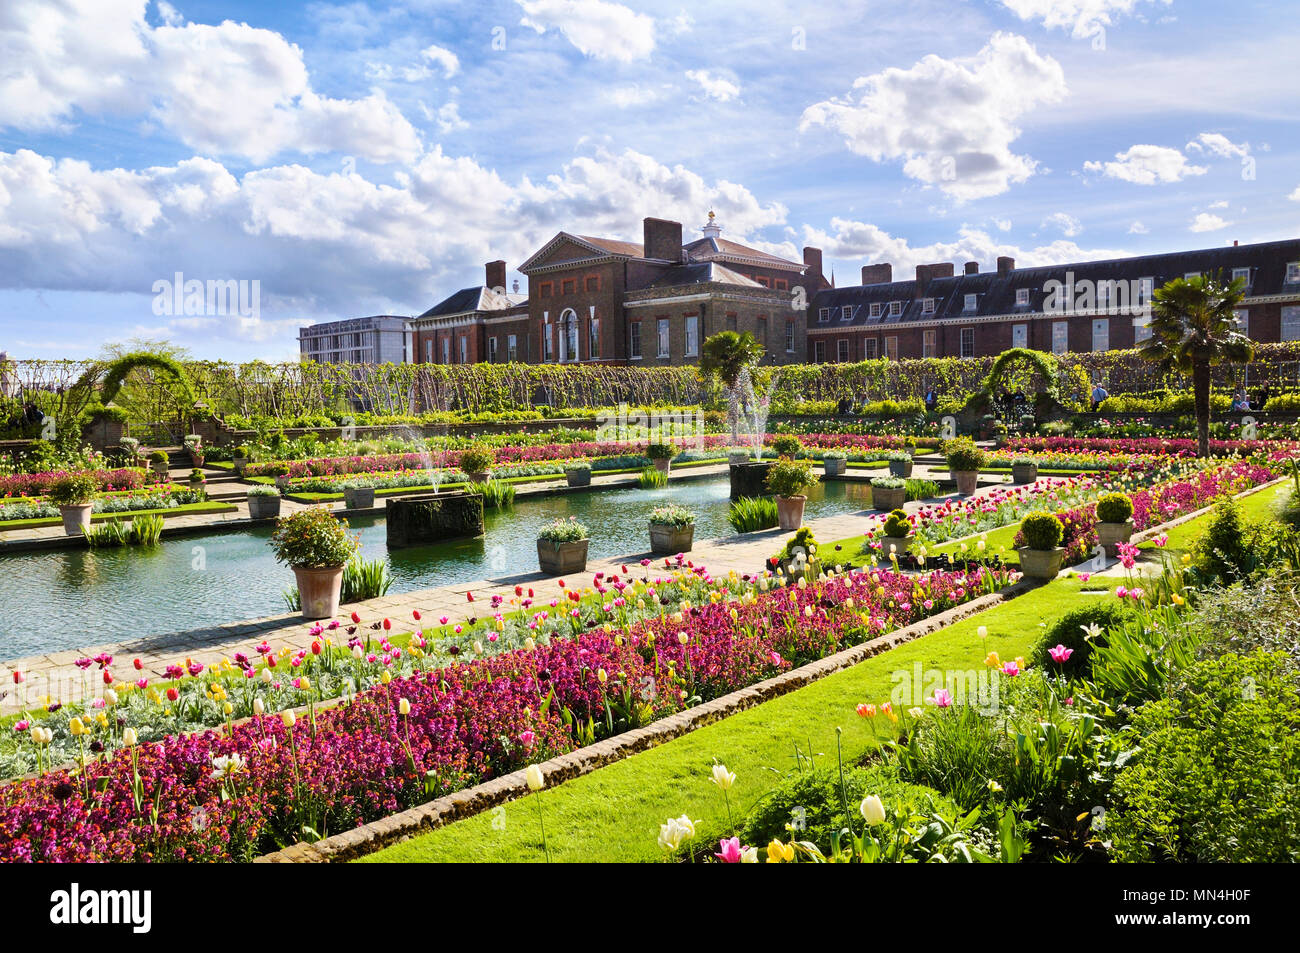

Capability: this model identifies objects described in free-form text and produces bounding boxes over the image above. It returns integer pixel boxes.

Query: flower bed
[0,485,205,522]
[0,562,1012,861]
[1004,435,1293,458]
[0,467,146,499]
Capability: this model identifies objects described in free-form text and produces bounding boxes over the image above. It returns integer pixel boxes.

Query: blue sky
[1,0,1297,360]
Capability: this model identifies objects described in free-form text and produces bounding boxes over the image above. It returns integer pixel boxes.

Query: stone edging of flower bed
[254,576,1035,863]
[1129,475,1286,546]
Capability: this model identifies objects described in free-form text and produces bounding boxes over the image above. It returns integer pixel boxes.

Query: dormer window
[1232,267,1251,286]
[888,300,902,317]
[1015,288,1029,307]
[964,293,977,312]
[1184,271,1201,281]
[922,297,936,315]
[869,302,882,318]
[1286,262,1300,284]
[818,307,830,323]
[841,305,853,321]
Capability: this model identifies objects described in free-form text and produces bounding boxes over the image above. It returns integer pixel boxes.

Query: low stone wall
[729,461,773,500]
[386,491,484,548]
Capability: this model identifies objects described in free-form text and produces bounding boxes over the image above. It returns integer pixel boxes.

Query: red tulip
[514,585,523,596]
[12,671,23,684]
[311,641,322,655]
[383,618,391,631]
[166,687,178,702]
[412,610,421,621]
[103,671,113,685]
[558,579,565,589]
[132,658,143,671]
[467,592,475,602]
[351,611,361,624]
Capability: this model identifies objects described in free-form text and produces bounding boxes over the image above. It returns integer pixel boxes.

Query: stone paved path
[0,458,1036,711]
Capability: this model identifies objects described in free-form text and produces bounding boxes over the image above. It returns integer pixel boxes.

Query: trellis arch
[99,352,196,407]
[966,347,1062,415]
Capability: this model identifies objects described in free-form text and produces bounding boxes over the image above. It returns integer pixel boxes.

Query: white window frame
[459,335,468,364]
[425,339,433,362]
[657,317,670,358]
[590,316,601,360]
[1092,317,1110,352]
[487,336,497,363]
[922,329,937,358]
[1015,288,1029,307]
[864,338,878,359]
[963,293,977,312]
[785,321,795,353]
[888,300,902,317]
[884,336,899,361]
[841,305,853,321]
[441,337,451,365]
[1282,306,1300,341]
[869,302,882,319]
[507,334,518,362]
[813,339,826,362]
[959,327,975,358]
[1231,267,1251,286]
[1234,309,1249,337]
[818,307,830,323]
[684,315,698,357]
[1052,321,1068,355]
[1133,316,1152,344]
[1287,262,1300,284]
[1012,323,1027,349]
[922,297,936,315]
[836,339,850,362]
[1184,271,1201,281]
[629,321,642,359]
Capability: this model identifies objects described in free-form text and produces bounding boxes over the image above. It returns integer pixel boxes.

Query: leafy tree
[700,331,764,440]
[1138,273,1253,457]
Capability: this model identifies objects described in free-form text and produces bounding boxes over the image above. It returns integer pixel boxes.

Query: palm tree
[700,331,765,442]
[1138,272,1253,457]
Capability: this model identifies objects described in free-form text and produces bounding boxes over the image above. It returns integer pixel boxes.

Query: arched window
[560,309,579,362]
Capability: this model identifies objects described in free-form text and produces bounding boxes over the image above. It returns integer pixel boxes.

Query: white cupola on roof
[701,209,722,240]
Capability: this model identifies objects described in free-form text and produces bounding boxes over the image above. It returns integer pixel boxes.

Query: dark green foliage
[1020,511,1064,550]
[1095,492,1133,523]
[1030,601,1129,677]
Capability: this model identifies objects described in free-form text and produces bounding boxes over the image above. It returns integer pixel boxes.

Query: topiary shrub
[776,526,818,562]
[883,509,912,538]
[1095,492,1134,524]
[1020,511,1064,550]
[1030,601,1129,677]
[645,441,677,461]
[943,437,986,472]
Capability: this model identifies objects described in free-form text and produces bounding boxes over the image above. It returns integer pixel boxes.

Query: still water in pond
[0,476,873,655]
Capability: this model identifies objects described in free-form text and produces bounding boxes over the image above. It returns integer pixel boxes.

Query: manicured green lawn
[1138,479,1286,553]
[361,575,1113,864]
[0,500,238,530]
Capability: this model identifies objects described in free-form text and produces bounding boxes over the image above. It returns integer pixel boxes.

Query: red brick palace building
[381,221,1300,368]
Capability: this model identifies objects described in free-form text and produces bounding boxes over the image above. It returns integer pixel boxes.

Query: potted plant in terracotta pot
[886,450,913,478]
[1095,491,1135,556]
[269,506,359,619]
[187,468,206,492]
[564,459,592,487]
[646,441,676,474]
[148,449,169,481]
[340,477,376,510]
[247,484,281,519]
[267,463,292,489]
[822,449,847,477]
[232,444,252,475]
[766,456,818,531]
[1011,456,1039,484]
[459,443,495,483]
[47,472,97,536]
[537,516,590,574]
[876,508,914,561]
[648,503,696,554]
[1016,511,1066,580]
[184,434,204,467]
[870,475,907,511]
[944,438,985,497]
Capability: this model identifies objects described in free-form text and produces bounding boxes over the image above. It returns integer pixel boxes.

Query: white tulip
[710,763,736,791]
[525,763,545,791]
[860,795,887,826]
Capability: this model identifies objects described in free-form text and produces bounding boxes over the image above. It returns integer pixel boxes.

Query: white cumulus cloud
[1042,212,1083,237]
[1189,212,1231,232]
[685,69,740,102]
[1083,144,1207,185]
[799,33,1066,201]
[996,0,1171,40]
[517,0,656,62]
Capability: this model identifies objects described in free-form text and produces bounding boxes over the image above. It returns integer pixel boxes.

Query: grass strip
[361,575,1110,864]
[0,500,237,530]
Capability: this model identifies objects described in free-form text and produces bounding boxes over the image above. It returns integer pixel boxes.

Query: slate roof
[415,286,527,320]
[810,238,1300,328]
[636,261,766,290]
[682,236,804,269]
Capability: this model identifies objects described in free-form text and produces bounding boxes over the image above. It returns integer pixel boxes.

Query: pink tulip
[1048,644,1073,664]
[715,837,743,863]
[933,688,953,708]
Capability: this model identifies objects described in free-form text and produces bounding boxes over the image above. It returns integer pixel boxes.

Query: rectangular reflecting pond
[0,476,873,655]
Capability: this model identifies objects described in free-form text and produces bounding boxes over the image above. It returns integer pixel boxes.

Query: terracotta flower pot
[888,460,914,478]
[151,460,169,478]
[293,565,345,619]
[652,458,671,474]
[58,503,92,537]
[776,495,806,531]
[343,486,375,509]
[872,485,907,511]
[232,456,248,475]
[566,469,591,487]
[247,495,281,519]
[1017,546,1065,580]
[1012,462,1039,484]
[823,458,846,476]
[953,470,979,496]
[1097,519,1134,557]
[537,538,589,575]
[649,522,694,554]
[468,471,490,484]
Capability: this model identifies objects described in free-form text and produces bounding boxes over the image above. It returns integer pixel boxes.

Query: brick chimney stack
[861,263,892,285]
[964,261,979,275]
[997,256,1015,275]
[914,262,955,297]
[643,217,684,262]
[803,246,824,279]
[486,260,507,292]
